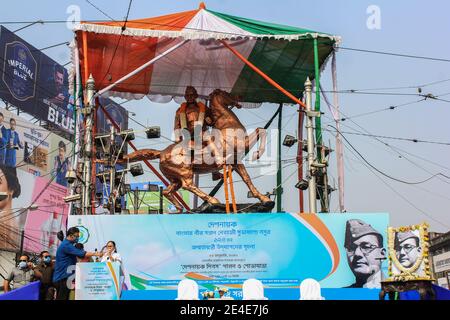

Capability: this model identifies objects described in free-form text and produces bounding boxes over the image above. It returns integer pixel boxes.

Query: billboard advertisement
[0,107,73,183]
[0,26,74,137]
[0,168,69,254]
[96,97,128,137]
[68,213,389,299]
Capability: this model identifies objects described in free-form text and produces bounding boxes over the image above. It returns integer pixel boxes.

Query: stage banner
[75,261,124,300]
[68,213,389,297]
[0,26,74,137]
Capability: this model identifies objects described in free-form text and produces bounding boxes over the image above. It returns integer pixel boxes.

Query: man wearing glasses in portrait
[394,231,422,269]
[344,219,387,288]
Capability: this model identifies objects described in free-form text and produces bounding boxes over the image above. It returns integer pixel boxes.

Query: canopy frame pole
[98,104,191,212]
[82,32,89,87]
[314,37,329,213]
[68,38,82,217]
[297,102,305,212]
[276,103,283,212]
[331,51,344,212]
[220,40,306,109]
[94,39,190,98]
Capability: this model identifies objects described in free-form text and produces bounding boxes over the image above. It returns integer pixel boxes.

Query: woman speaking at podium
[100,241,122,263]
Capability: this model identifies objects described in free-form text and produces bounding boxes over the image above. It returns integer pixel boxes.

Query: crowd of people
[2,227,120,300]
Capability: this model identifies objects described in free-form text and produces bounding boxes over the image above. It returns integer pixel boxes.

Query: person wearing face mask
[33,251,55,300]
[3,254,35,292]
[52,227,102,300]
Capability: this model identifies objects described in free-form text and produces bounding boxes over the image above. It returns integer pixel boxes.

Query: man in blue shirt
[4,118,23,167]
[0,113,7,164]
[53,227,101,300]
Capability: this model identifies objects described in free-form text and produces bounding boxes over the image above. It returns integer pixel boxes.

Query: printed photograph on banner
[342,219,387,288]
[23,176,69,256]
[49,133,73,187]
[388,223,432,281]
[0,169,33,251]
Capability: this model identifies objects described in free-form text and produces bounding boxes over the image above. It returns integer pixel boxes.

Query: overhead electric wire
[337,46,450,63]
[339,135,450,229]
[321,87,450,183]
[85,0,116,21]
[323,127,450,146]
[335,77,450,93]
[329,124,450,185]
[0,17,448,63]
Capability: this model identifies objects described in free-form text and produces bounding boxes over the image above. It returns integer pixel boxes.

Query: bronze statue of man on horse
[122,86,272,213]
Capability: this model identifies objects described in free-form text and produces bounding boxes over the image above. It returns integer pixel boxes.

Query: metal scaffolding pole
[304,78,317,213]
[82,74,95,214]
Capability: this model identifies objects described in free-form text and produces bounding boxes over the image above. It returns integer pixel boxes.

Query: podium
[75,262,124,300]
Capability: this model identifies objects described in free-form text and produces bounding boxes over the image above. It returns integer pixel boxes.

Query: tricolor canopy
[73,3,340,105]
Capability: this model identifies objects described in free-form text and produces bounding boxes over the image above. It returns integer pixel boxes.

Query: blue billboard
[0,26,74,137]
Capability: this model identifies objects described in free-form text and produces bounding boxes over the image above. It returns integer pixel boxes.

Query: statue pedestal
[379,279,435,300]
[192,201,275,213]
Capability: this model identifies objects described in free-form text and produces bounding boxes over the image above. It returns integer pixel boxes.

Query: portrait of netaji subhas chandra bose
[344,219,387,288]
[394,230,422,269]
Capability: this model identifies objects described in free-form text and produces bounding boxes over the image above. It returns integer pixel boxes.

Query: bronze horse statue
[123,89,272,212]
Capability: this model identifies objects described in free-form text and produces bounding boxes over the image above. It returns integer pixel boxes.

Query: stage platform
[120,288,381,300]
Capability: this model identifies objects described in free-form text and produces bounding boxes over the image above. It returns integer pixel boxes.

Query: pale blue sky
[1,0,450,232]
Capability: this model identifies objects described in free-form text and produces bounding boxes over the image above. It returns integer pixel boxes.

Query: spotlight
[63,194,81,203]
[120,129,135,141]
[282,135,297,147]
[145,126,161,139]
[130,163,144,177]
[295,179,309,190]
[148,184,160,192]
[65,169,77,184]
[94,134,109,148]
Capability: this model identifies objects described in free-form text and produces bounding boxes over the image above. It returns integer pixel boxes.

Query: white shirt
[100,252,122,263]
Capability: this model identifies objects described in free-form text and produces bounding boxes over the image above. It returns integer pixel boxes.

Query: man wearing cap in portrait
[344,219,386,288]
[394,231,422,269]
